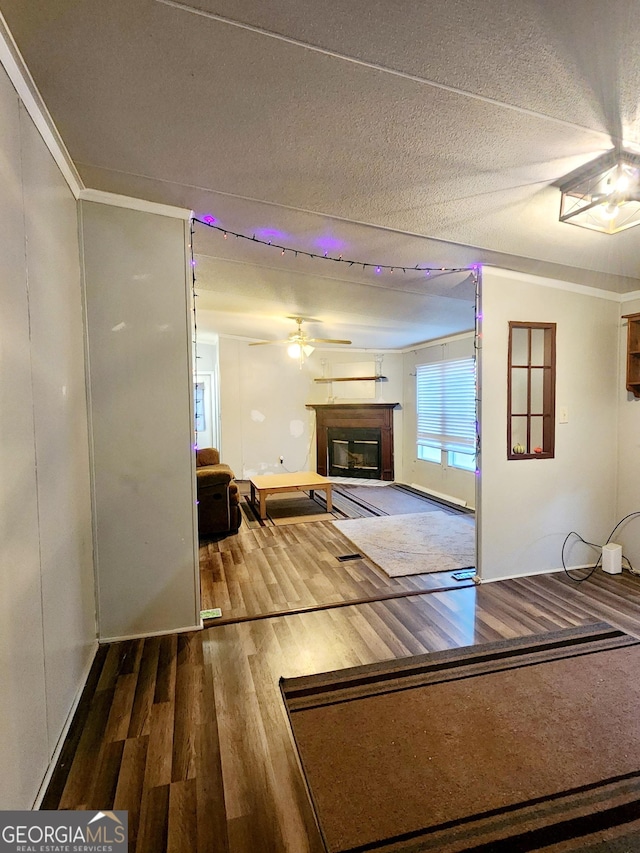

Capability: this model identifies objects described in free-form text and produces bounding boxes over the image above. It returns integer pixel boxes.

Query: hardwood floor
[199,520,475,624]
[43,530,640,852]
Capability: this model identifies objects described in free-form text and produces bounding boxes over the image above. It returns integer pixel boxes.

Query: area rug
[331,511,474,576]
[281,623,640,853]
[243,493,336,526]
[332,484,447,516]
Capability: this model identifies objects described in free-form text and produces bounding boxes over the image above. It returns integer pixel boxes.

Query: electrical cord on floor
[561,533,603,582]
[562,511,640,582]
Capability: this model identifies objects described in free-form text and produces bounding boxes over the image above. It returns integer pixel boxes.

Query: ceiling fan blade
[306,337,352,345]
[249,314,352,346]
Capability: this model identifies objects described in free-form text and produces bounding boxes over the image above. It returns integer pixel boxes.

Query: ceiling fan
[249,317,351,350]
[249,317,352,363]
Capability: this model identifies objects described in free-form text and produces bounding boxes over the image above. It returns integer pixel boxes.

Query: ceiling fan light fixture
[600,201,620,221]
[287,342,314,367]
[250,317,350,367]
[559,150,640,234]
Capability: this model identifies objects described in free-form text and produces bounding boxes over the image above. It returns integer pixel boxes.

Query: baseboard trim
[32,640,99,809]
[99,622,203,644]
[406,482,471,510]
[478,564,594,583]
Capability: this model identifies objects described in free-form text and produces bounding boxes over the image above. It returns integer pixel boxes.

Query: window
[417,446,475,471]
[417,444,441,464]
[416,357,476,467]
[507,322,556,460]
[447,450,475,471]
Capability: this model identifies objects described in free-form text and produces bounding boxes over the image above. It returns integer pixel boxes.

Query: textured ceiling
[2,0,639,347]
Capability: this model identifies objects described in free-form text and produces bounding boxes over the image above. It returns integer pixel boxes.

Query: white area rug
[331,511,475,577]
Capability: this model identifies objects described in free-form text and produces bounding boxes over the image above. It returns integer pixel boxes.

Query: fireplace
[306,403,399,481]
[328,427,382,479]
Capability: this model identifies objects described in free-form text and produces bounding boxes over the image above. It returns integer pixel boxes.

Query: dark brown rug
[241,492,338,527]
[333,483,459,517]
[281,623,640,852]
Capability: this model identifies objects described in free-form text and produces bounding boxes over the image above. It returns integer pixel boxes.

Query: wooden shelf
[623,313,640,398]
[314,376,387,383]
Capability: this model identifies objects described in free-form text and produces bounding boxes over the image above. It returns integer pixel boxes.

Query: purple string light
[192,217,475,275]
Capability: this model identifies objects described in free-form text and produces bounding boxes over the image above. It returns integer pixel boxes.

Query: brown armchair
[195,448,242,537]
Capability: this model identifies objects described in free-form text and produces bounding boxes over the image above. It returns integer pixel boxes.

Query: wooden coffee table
[249,472,333,520]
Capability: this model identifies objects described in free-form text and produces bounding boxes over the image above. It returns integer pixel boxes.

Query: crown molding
[0,12,84,198]
[620,290,640,304]
[79,188,192,220]
[399,330,475,354]
[484,265,625,302]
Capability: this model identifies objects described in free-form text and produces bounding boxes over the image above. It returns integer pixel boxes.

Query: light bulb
[287,343,301,359]
[601,202,619,220]
[615,173,630,192]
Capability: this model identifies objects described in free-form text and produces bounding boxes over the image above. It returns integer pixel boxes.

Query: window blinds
[416,357,476,453]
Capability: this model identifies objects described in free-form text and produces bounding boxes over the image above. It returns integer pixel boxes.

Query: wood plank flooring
[199,518,475,624]
[42,561,640,852]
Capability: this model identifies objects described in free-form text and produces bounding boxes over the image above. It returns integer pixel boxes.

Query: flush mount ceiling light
[559,150,640,234]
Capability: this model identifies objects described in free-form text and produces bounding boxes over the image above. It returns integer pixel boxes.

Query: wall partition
[80,196,200,641]
[477,267,619,582]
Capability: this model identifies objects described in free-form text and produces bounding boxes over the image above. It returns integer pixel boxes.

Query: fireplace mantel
[306,403,399,480]
[307,404,399,411]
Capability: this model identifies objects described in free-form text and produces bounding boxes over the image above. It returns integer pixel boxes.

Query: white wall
[402,334,476,508]
[478,268,619,581]
[0,65,96,808]
[616,297,640,565]
[80,200,200,641]
[196,338,218,373]
[218,340,403,479]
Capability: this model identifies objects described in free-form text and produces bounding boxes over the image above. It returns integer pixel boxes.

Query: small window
[417,444,442,464]
[507,322,556,460]
[448,450,476,471]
